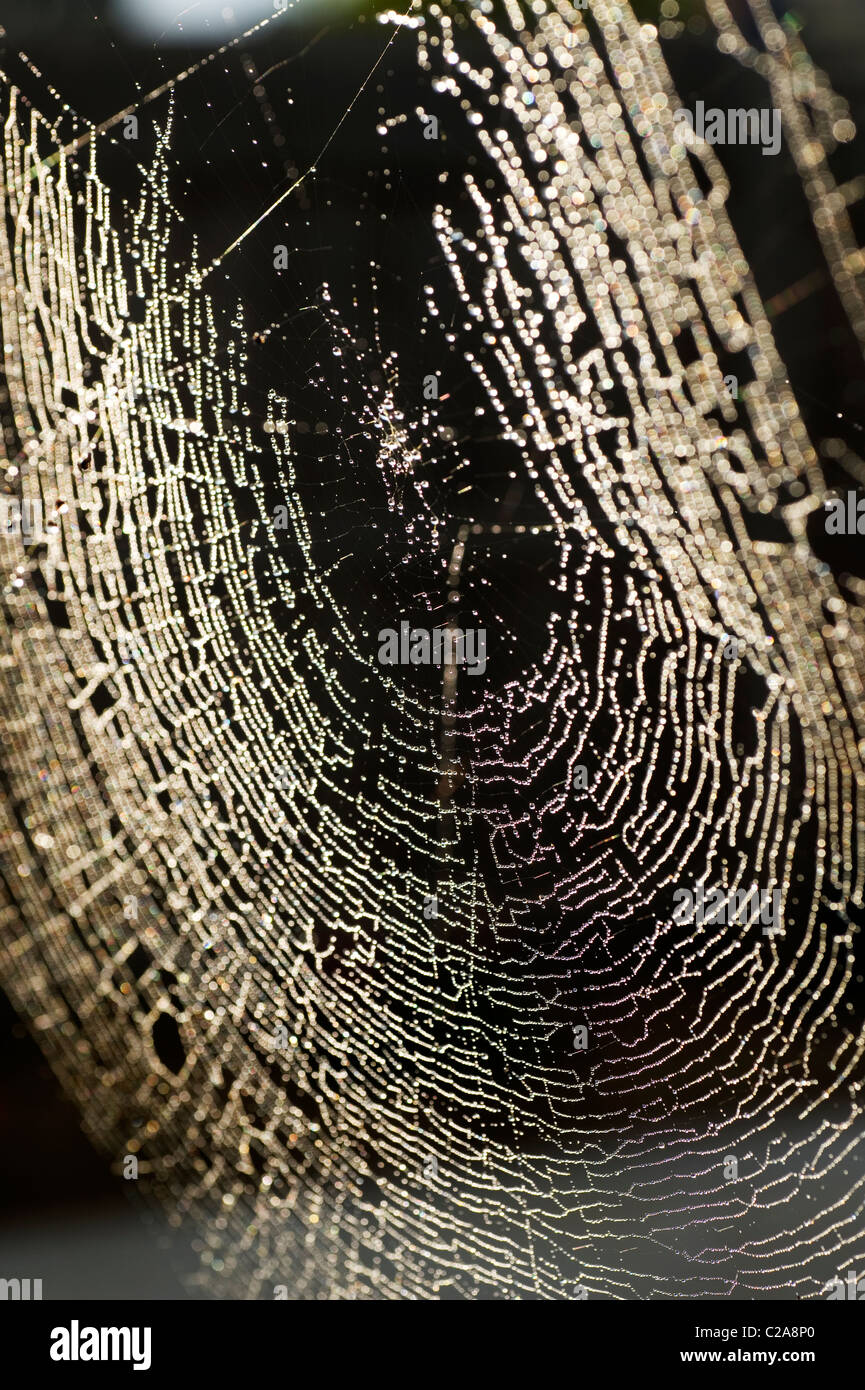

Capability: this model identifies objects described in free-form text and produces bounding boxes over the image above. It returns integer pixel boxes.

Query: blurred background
[2,0,865,1298]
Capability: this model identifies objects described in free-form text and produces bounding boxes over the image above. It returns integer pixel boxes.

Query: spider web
[1,0,864,1299]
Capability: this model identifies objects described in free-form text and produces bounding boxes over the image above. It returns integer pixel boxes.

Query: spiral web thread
[0,0,864,1298]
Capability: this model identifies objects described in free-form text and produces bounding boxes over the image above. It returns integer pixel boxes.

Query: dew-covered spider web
[1,0,865,1299]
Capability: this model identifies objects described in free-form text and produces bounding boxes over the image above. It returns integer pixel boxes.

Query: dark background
[2,0,865,1297]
